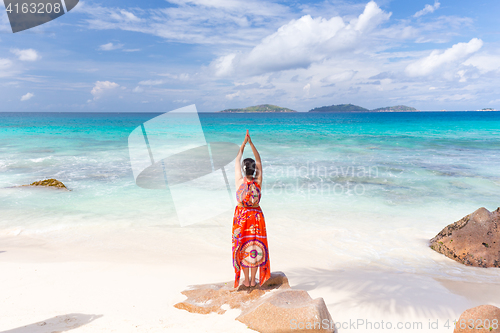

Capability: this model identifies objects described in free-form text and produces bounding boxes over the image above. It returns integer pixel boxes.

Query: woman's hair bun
[243,158,256,176]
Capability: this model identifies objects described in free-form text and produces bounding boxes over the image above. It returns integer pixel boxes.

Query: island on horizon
[309,104,419,112]
[215,103,500,113]
[371,105,419,112]
[475,108,497,111]
[219,104,297,113]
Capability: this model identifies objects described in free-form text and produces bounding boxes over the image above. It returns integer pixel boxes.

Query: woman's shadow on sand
[0,313,102,333]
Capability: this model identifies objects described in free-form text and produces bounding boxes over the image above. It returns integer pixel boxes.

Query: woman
[232,130,270,288]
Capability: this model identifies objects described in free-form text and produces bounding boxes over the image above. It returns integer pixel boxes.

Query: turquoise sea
[1,111,499,282]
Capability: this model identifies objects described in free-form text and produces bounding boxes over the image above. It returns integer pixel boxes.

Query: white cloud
[20,92,34,101]
[0,58,12,70]
[76,0,290,46]
[0,58,14,78]
[213,53,238,77]
[322,70,357,83]
[1,0,493,112]
[436,93,475,102]
[303,83,311,95]
[91,81,120,100]
[463,53,500,73]
[139,79,165,86]
[405,38,483,77]
[137,74,190,86]
[351,1,390,32]
[10,48,40,61]
[225,91,240,100]
[211,1,391,77]
[456,70,467,83]
[158,73,190,81]
[99,43,124,51]
[414,1,440,18]
[111,10,141,22]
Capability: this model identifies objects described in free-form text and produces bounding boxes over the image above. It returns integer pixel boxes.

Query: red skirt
[232,205,270,287]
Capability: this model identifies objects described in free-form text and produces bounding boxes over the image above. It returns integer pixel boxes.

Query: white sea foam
[29,156,53,163]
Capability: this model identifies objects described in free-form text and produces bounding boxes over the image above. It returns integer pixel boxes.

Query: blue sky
[1,0,499,112]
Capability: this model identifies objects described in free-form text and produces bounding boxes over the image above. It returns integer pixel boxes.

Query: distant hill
[309,104,369,112]
[309,104,419,112]
[220,103,421,113]
[219,104,297,113]
[371,105,419,112]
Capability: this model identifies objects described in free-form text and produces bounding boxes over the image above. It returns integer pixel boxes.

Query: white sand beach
[1,212,500,333]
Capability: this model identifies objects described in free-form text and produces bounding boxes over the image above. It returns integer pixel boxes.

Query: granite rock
[430,207,500,267]
[24,179,69,190]
[236,289,334,333]
[454,305,500,332]
[174,272,334,332]
[174,271,290,315]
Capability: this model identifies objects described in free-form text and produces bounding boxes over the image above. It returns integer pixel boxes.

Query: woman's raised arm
[235,130,248,186]
[247,132,262,186]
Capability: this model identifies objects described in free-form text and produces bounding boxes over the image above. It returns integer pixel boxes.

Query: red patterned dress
[232,178,270,287]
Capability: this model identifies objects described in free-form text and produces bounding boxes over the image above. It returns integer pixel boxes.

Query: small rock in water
[26,179,69,190]
[430,207,500,267]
